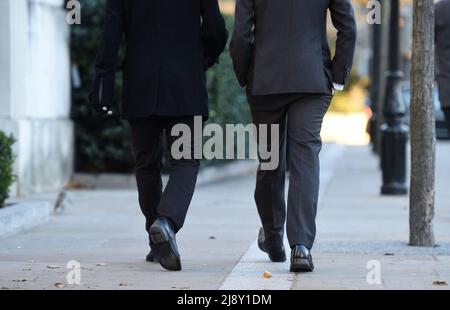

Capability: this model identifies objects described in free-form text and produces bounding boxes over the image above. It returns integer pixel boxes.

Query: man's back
[230,0,357,95]
[91,0,227,119]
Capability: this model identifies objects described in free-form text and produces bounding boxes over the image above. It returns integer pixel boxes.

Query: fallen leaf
[65,181,94,190]
[81,267,94,271]
[46,265,60,269]
[263,271,272,279]
[96,263,107,267]
[433,280,448,286]
[12,279,27,282]
[55,283,65,288]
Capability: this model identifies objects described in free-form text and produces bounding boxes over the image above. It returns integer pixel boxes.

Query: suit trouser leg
[286,94,331,249]
[158,117,200,231]
[129,116,200,238]
[248,94,288,248]
[129,117,164,247]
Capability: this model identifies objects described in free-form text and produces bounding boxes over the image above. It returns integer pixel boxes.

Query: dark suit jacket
[89,0,228,119]
[436,0,450,108]
[230,0,357,95]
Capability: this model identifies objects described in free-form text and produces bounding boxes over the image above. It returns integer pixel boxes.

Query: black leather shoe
[257,227,286,262]
[150,218,182,271]
[146,249,160,263]
[290,245,314,272]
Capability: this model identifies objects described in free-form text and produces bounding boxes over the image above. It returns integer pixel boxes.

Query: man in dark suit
[436,0,450,133]
[230,0,356,272]
[90,0,228,271]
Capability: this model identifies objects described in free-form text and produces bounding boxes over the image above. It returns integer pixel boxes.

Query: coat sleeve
[89,0,124,110]
[200,0,228,69]
[329,0,357,86]
[229,0,254,87]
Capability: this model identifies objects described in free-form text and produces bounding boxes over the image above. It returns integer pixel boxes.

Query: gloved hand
[89,95,114,116]
[88,75,115,116]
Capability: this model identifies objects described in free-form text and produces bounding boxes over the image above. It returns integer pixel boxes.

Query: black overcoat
[89,0,228,119]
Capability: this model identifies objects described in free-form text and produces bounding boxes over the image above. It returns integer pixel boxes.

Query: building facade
[0,0,73,196]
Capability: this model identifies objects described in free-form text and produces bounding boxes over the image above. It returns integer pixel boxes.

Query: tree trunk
[409,0,435,246]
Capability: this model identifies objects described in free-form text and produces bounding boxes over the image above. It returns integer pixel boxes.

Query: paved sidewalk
[222,142,450,290]
[0,174,259,290]
[0,143,449,290]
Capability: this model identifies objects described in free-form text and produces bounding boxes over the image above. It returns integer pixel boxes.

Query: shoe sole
[150,226,181,271]
[290,258,314,272]
[269,255,287,263]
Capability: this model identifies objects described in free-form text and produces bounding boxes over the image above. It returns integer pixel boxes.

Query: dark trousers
[129,116,200,244]
[444,107,450,135]
[247,92,332,249]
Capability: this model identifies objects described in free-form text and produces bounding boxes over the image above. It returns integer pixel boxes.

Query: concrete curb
[72,160,259,189]
[0,201,52,237]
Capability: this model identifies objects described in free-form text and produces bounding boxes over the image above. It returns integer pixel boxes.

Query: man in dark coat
[230,0,356,272]
[89,0,228,271]
[436,0,450,133]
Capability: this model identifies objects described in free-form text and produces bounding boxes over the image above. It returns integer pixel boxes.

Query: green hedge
[0,131,16,208]
[70,0,250,172]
